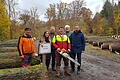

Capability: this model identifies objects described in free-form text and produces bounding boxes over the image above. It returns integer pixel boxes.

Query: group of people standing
[18,25,85,77]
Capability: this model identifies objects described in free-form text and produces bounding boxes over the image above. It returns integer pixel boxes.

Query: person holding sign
[52,27,71,77]
[39,31,52,70]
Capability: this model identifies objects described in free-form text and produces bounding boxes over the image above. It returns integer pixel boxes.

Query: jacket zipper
[29,38,32,52]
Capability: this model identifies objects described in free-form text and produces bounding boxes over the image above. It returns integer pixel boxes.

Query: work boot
[64,66,71,76]
[70,70,75,73]
[70,67,75,73]
[77,70,81,74]
[52,67,56,71]
[56,66,61,77]
[77,67,81,74]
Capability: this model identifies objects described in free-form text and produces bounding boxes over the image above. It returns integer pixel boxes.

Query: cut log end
[101,43,109,50]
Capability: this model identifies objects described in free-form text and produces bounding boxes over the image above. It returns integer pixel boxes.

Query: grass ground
[0,64,48,80]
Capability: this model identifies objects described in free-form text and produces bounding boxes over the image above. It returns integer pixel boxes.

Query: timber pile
[112,35,120,39]
[86,36,120,54]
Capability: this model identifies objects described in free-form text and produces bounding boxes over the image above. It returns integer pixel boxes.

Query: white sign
[39,43,51,54]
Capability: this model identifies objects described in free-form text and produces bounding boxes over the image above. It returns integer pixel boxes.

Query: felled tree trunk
[101,43,109,50]
[92,42,98,46]
[98,42,103,47]
[109,43,120,53]
[88,41,93,45]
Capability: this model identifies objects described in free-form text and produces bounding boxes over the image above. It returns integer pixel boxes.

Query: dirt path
[44,53,120,80]
[79,53,120,80]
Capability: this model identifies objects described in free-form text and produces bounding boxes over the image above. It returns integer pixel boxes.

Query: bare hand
[20,55,24,58]
[68,49,71,52]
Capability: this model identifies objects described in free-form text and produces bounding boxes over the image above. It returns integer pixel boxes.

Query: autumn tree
[113,1,120,35]
[19,8,42,37]
[92,13,104,35]
[100,0,115,34]
[0,0,11,40]
[45,0,90,28]
[5,0,18,39]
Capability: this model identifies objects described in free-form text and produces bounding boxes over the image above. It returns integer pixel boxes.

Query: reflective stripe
[52,36,56,43]
[52,35,70,43]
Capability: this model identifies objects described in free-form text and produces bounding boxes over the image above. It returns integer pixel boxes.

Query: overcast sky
[18,0,105,21]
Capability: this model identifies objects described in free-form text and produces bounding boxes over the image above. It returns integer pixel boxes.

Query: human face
[25,30,31,35]
[59,28,64,35]
[50,27,55,33]
[74,26,80,31]
[45,32,49,37]
[65,27,70,31]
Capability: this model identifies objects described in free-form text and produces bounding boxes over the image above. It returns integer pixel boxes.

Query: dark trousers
[70,52,81,71]
[46,52,56,69]
[21,53,32,67]
[39,54,43,63]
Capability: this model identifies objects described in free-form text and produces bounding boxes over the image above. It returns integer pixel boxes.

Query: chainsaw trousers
[56,52,69,66]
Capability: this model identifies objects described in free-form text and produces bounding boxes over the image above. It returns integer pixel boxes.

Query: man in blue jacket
[69,26,85,74]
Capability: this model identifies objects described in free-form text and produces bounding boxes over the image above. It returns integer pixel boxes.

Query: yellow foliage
[108,27,114,35]
[0,0,11,26]
[0,0,11,40]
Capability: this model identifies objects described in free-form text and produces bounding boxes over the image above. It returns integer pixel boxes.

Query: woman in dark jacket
[39,31,51,70]
[70,26,85,74]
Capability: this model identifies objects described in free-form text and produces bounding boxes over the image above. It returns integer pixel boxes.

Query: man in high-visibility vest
[52,27,71,77]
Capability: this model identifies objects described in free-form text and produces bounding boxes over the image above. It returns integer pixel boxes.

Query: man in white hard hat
[65,25,73,37]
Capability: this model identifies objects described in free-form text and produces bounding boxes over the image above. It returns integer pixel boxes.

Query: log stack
[86,36,120,55]
[112,35,120,39]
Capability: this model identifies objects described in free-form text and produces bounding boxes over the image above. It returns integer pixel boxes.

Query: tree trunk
[92,42,98,46]
[109,43,120,52]
[101,43,109,50]
[98,42,103,47]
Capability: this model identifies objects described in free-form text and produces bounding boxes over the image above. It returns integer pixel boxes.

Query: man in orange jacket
[52,27,71,77]
[18,28,36,67]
